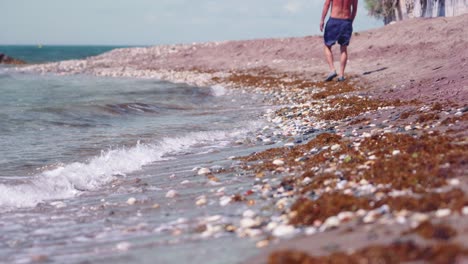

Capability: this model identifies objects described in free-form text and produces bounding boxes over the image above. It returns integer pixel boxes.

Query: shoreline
[14,14,468,263]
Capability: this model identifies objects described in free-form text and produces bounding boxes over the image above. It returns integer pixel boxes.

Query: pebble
[126,197,137,205]
[448,178,460,186]
[331,144,341,151]
[256,240,270,248]
[116,242,131,251]
[165,190,178,198]
[272,159,285,166]
[321,216,340,231]
[435,208,451,218]
[462,206,468,215]
[242,209,257,218]
[272,225,296,238]
[50,201,67,208]
[305,227,317,235]
[198,168,211,175]
[196,196,207,206]
[240,218,260,229]
[337,211,354,222]
[392,150,401,155]
[219,196,231,206]
[152,203,160,209]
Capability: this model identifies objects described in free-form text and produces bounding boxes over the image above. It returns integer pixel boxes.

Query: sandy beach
[20,14,468,263]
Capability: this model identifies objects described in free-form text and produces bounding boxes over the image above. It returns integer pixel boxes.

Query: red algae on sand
[268,240,468,264]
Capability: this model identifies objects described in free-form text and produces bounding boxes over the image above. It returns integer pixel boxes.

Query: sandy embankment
[22,14,468,263]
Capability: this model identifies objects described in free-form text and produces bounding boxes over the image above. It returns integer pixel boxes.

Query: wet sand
[20,14,468,263]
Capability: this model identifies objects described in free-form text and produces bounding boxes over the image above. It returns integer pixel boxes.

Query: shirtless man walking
[320,0,358,81]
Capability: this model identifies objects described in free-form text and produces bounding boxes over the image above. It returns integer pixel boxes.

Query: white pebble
[272,159,285,166]
[435,208,451,218]
[165,190,178,198]
[242,209,256,218]
[126,197,137,205]
[448,178,460,186]
[50,201,67,208]
[198,168,211,175]
[331,144,341,151]
[272,225,296,238]
[462,206,468,215]
[322,216,340,229]
[305,227,317,235]
[392,150,401,155]
[116,242,131,251]
[219,196,231,206]
[196,196,207,206]
[240,218,260,229]
[302,177,312,185]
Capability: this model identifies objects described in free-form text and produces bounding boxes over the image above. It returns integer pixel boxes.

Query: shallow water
[0,68,277,263]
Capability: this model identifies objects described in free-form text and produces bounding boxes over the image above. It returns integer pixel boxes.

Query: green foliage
[365,0,385,18]
[364,0,400,23]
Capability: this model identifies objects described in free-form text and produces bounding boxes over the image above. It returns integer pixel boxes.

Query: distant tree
[365,0,400,24]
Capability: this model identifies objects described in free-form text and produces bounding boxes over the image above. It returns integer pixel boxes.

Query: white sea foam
[0,126,258,209]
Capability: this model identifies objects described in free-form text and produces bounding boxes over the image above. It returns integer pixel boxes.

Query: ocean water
[0,47,277,263]
[0,45,130,63]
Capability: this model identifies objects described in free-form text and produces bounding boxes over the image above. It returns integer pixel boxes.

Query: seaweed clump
[404,221,457,241]
[268,241,468,264]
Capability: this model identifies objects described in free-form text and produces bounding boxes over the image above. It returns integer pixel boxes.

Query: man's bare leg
[339,45,348,79]
[324,45,338,81]
[324,45,336,72]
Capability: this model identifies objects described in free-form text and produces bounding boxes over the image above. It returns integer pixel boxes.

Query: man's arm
[320,0,332,32]
[351,0,358,22]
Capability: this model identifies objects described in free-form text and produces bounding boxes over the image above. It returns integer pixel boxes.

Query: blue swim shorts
[324,17,353,46]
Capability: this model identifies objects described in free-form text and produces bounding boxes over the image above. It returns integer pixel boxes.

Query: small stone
[198,168,211,175]
[337,211,354,222]
[126,197,137,205]
[50,201,67,208]
[196,196,207,206]
[181,180,190,185]
[242,209,256,218]
[272,225,296,238]
[240,218,260,229]
[462,206,468,215]
[410,212,429,223]
[219,196,231,206]
[322,216,340,230]
[305,227,317,235]
[256,240,269,248]
[302,177,312,185]
[272,159,285,166]
[448,178,460,186]
[165,190,178,198]
[435,208,451,218]
[392,150,401,155]
[116,242,131,251]
[152,203,160,209]
[331,144,341,151]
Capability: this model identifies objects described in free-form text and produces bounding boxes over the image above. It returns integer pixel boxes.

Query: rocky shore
[18,14,468,263]
[0,53,26,65]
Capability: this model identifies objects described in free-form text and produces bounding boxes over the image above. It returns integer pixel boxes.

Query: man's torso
[330,0,354,19]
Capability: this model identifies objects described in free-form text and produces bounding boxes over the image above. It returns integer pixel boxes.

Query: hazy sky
[0,0,383,45]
